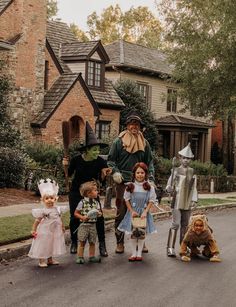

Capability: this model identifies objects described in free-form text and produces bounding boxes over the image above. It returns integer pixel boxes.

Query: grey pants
[170,209,191,243]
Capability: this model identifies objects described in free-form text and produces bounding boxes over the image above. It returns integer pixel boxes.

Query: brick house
[105,40,214,161]
[0,0,124,146]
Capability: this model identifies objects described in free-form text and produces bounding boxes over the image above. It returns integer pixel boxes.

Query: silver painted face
[180,156,191,167]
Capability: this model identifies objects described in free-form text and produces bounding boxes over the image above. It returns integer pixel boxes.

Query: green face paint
[85,145,100,161]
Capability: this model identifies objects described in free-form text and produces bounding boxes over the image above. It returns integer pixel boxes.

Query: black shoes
[70,242,77,254]
[99,241,108,257]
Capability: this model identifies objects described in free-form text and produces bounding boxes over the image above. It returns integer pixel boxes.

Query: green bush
[25,142,63,166]
[0,148,27,188]
[153,154,228,177]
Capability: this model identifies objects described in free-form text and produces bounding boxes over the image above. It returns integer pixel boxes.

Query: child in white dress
[28,179,68,268]
[118,162,157,261]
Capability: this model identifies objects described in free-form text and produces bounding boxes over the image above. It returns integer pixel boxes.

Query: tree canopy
[47,0,58,20]
[114,79,158,150]
[160,0,236,172]
[160,0,236,118]
[71,5,162,48]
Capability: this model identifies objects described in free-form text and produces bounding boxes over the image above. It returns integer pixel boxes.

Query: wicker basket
[132,217,146,229]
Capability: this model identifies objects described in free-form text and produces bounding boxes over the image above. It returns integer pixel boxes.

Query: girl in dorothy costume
[118,162,157,261]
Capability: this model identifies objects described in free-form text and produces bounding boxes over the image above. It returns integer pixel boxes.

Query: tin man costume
[166,143,198,257]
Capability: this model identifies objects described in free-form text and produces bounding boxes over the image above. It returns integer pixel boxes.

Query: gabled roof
[46,21,78,72]
[90,79,125,109]
[61,41,109,63]
[0,0,13,16]
[0,39,13,50]
[105,40,173,77]
[31,73,100,128]
[156,115,214,129]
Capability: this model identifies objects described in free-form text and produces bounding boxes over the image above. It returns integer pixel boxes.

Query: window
[87,61,102,88]
[95,121,111,140]
[44,60,49,90]
[137,83,151,107]
[167,88,177,112]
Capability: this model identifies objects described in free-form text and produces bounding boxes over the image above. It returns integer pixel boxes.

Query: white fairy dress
[28,206,68,259]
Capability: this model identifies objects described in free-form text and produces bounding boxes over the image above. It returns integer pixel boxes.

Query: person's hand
[131,210,139,218]
[181,255,191,262]
[141,210,147,219]
[113,172,123,184]
[166,185,173,194]
[101,167,112,180]
[81,215,89,222]
[31,230,37,238]
[62,157,69,166]
[97,210,102,217]
[191,201,197,209]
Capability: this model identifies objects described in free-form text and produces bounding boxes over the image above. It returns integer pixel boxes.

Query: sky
[57,0,160,31]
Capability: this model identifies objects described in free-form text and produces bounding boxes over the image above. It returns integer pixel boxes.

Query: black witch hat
[78,121,108,152]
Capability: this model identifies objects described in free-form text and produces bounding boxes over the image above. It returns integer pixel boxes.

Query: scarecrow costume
[108,111,154,253]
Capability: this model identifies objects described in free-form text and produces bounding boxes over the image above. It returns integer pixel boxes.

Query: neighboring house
[105,40,214,162]
[0,0,124,146]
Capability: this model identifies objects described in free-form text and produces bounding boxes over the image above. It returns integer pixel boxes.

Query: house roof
[31,73,100,128]
[0,0,13,15]
[46,21,78,72]
[46,21,124,110]
[61,41,110,63]
[156,115,214,129]
[105,40,173,77]
[90,79,125,109]
[0,39,13,50]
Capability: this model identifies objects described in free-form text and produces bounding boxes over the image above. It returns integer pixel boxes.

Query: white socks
[130,238,145,257]
[137,239,145,257]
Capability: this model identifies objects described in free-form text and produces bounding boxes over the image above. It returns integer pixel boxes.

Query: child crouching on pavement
[74,181,102,264]
[180,214,221,262]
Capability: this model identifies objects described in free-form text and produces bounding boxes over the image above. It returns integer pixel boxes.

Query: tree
[86,5,162,48]
[114,79,158,149]
[159,0,236,172]
[47,0,58,20]
[69,23,89,42]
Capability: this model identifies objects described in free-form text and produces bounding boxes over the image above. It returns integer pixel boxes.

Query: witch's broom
[62,121,70,193]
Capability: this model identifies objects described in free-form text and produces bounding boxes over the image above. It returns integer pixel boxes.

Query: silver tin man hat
[178,143,194,158]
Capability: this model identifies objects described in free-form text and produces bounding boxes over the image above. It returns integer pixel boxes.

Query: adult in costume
[107,111,154,254]
[166,143,198,257]
[63,122,111,256]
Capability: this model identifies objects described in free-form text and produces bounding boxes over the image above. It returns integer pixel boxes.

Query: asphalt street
[1,208,236,307]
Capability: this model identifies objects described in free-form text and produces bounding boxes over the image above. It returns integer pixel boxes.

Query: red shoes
[128,256,143,262]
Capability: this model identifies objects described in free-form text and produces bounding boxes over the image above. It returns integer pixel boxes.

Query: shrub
[0,148,27,188]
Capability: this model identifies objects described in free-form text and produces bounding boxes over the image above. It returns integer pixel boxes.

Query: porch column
[175,131,181,157]
[170,131,175,158]
[199,133,205,162]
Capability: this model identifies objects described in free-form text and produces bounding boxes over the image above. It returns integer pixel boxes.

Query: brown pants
[114,183,127,244]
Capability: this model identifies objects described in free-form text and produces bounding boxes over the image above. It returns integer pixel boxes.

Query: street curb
[1,203,236,262]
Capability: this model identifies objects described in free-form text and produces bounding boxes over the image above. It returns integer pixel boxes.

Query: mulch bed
[0,188,68,207]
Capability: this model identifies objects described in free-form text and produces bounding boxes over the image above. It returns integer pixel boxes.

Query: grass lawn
[0,210,116,246]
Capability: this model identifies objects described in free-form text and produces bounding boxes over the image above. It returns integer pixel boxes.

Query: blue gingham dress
[118,181,157,234]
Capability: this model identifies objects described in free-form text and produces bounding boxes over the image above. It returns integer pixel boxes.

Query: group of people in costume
[28,111,221,267]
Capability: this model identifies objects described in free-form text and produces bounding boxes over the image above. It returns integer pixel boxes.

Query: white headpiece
[178,143,194,158]
[38,178,59,197]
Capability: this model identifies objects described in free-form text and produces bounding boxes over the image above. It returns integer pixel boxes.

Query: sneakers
[89,256,101,263]
[38,261,48,268]
[47,259,59,265]
[76,257,85,264]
